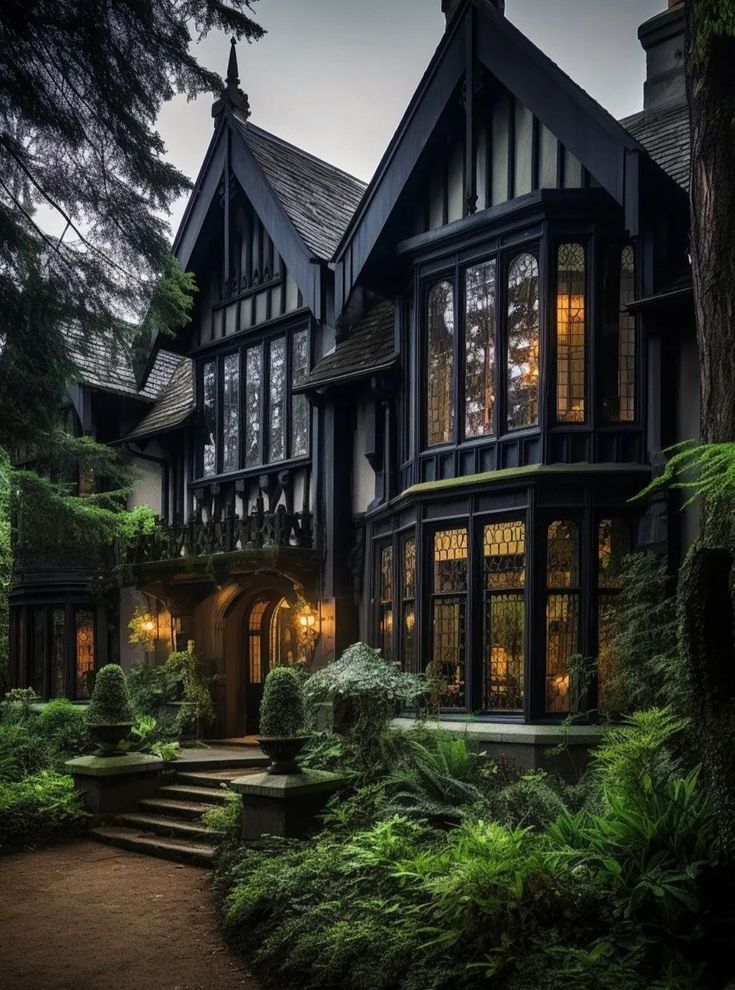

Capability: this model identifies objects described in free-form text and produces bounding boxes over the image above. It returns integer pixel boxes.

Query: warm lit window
[545,520,580,714]
[50,608,65,698]
[427,281,455,445]
[465,261,496,438]
[75,609,95,700]
[248,599,268,684]
[483,520,526,712]
[202,360,217,477]
[222,352,240,473]
[556,244,586,423]
[378,544,394,662]
[430,528,468,708]
[507,253,540,430]
[401,535,417,674]
[602,246,636,422]
[597,518,631,712]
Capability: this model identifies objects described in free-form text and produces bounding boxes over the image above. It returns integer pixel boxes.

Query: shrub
[1,687,39,723]
[304,643,426,764]
[0,770,88,853]
[203,791,242,841]
[0,721,55,781]
[126,660,183,718]
[86,663,133,725]
[167,649,215,737]
[260,667,305,737]
[490,772,568,831]
[35,699,91,758]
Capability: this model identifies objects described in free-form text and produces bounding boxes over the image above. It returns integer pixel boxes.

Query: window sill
[391,716,608,746]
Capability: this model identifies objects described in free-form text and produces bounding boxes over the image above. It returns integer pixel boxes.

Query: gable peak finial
[212,36,250,126]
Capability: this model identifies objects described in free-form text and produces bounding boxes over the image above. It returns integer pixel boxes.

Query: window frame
[195,322,311,481]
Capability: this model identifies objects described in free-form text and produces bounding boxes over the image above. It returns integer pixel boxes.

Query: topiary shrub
[490,772,569,831]
[35,699,91,759]
[259,667,305,738]
[86,664,133,725]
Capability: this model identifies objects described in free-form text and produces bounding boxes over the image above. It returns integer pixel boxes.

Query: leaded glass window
[202,360,216,477]
[401,535,417,673]
[30,607,47,697]
[602,246,636,422]
[597,518,631,712]
[75,609,95,700]
[268,337,286,462]
[545,521,580,714]
[430,528,467,708]
[291,329,309,457]
[507,253,540,430]
[483,520,526,712]
[248,599,268,684]
[427,281,455,446]
[556,244,586,423]
[618,247,636,422]
[245,345,262,467]
[222,352,240,472]
[51,608,65,698]
[379,544,394,662]
[465,261,496,439]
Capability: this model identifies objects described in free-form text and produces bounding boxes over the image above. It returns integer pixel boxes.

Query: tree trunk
[682,0,735,859]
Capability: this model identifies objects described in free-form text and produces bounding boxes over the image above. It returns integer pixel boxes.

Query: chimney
[442,0,504,28]
[638,0,686,111]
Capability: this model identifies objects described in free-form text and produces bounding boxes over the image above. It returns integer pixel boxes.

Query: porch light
[298,606,316,630]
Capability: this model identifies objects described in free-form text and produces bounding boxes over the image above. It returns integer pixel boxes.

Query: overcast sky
[157,0,665,235]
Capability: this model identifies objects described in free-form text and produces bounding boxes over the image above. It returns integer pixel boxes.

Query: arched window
[602,246,636,422]
[248,599,268,684]
[427,280,455,445]
[545,520,580,714]
[379,544,394,662]
[556,244,586,423]
[597,518,632,712]
[483,520,526,712]
[507,253,540,430]
[465,261,496,438]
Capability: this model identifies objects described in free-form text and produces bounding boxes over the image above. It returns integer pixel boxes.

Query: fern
[635,439,735,507]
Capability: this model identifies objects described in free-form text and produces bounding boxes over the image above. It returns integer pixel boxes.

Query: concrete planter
[257,735,308,775]
[65,753,164,814]
[231,768,347,840]
[88,722,133,756]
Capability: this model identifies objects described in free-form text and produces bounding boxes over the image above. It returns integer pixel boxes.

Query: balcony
[127,500,314,565]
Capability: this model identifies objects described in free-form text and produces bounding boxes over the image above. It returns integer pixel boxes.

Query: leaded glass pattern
[431,529,467,708]
[597,518,631,712]
[465,261,496,439]
[245,346,262,467]
[75,609,95,700]
[545,520,580,714]
[618,246,636,422]
[202,360,216,477]
[556,244,585,423]
[483,520,526,712]
[31,607,47,697]
[401,536,417,673]
[427,281,455,446]
[223,352,240,472]
[248,599,268,684]
[51,608,65,698]
[268,337,286,462]
[379,544,394,662]
[507,253,540,430]
[291,329,309,457]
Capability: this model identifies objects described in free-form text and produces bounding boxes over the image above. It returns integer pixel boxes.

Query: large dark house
[9,0,696,740]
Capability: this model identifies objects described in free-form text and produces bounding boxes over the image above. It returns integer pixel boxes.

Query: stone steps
[137,796,217,820]
[115,812,213,843]
[157,783,231,804]
[90,825,215,866]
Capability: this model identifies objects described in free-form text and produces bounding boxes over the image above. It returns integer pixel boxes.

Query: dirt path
[0,840,260,990]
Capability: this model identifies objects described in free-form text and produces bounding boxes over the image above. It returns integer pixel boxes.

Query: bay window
[430,528,468,708]
[556,244,586,423]
[545,520,580,714]
[378,544,394,662]
[506,253,540,430]
[427,281,455,446]
[483,520,526,712]
[401,535,417,673]
[596,517,631,713]
[601,245,636,423]
[465,261,496,438]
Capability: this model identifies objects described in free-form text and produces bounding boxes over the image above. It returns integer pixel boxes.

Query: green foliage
[490,772,569,831]
[304,643,426,764]
[203,791,243,841]
[0,450,10,694]
[86,663,133,725]
[129,714,180,762]
[127,657,184,719]
[0,721,55,781]
[1,686,39,722]
[260,666,305,737]
[636,440,735,507]
[597,553,685,716]
[0,770,88,853]
[35,699,90,756]
[166,650,215,737]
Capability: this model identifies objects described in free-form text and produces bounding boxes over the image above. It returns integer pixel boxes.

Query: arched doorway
[244,596,296,733]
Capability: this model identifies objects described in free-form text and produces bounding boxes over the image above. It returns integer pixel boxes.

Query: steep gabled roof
[125,358,194,440]
[66,326,180,402]
[620,102,690,190]
[300,300,396,391]
[238,121,367,262]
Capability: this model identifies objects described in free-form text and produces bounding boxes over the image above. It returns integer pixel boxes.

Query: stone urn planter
[257,734,309,775]
[89,721,134,756]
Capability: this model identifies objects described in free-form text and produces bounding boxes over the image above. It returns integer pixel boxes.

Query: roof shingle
[234,116,367,261]
[301,300,396,390]
[620,102,690,190]
[125,358,195,440]
[66,327,180,401]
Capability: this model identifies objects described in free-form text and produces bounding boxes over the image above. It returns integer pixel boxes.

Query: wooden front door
[245,597,296,734]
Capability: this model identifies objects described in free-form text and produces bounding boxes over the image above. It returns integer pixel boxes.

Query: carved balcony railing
[127,502,313,565]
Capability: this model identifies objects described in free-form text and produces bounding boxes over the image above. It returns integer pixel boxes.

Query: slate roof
[620,102,691,190]
[125,357,195,440]
[234,116,368,261]
[300,300,396,391]
[66,326,181,401]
